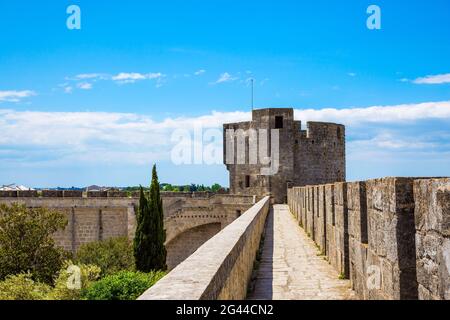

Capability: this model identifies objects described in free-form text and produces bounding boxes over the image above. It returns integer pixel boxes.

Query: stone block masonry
[347,181,369,299]
[414,178,450,300]
[287,177,450,300]
[366,178,417,300]
[224,108,345,204]
[138,197,270,300]
[0,192,255,270]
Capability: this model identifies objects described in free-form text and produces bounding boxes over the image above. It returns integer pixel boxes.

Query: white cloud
[64,72,166,88]
[112,72,164,84]
[347,72,357,77]
[412,73,450,84]
[73,73,106,80]
[1,101,449,169]
[349,132,436,151]
[194,69,206,76]
[64,86,73,94]
[77,83,93,90]
[0,90,36,102]
[214,72,238,84]
[293,101,450,125]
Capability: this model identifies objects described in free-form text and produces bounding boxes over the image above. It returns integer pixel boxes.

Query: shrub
[0,273,51,300]
[47,261,101,300]
[0,203,70,284]
[75,237,134,277]
[83,270,166,300]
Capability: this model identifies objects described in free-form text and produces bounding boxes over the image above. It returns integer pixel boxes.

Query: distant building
[0,184,34,191]
[85,185,110,192]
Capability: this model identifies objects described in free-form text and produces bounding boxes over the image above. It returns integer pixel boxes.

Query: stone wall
[166,223,222,270]
[138,196,270,300]
[0,191,254,270]
[414,179,450,300]
[224,108,345,204]
[288,177,450,300]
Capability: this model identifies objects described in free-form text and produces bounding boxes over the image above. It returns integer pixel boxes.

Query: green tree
[0,203,69,284]
[0,273,51,300]
[211,183,222,192]
[83,270,166,300]
[47,261,101,300]
[75,237,134,277]
[133,165,167,272]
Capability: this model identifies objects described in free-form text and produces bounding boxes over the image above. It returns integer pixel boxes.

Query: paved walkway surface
[248,205,356,300]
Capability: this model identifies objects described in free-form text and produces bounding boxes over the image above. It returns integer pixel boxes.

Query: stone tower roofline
[223,107,346,203]
[223,108,345,139]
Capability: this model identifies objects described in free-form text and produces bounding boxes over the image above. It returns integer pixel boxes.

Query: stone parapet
[138,196,270,300]
[288,177,450,300]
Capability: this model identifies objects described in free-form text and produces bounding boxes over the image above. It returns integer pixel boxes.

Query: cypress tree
[133,165,167,272]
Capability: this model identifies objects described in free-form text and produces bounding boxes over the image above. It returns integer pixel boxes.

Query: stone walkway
[248,205,356,300]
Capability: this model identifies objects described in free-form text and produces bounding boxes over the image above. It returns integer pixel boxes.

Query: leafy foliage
[0,273,51,300]
[83,270,166,300]
[134,165,167,272]
[0,203,70,284]
[0,261,101,301]
[126,183,226,193]
[47,261,101,300]
[75,237,134,277]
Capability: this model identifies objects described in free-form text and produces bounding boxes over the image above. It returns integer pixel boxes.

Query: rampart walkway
[248,205,356,300]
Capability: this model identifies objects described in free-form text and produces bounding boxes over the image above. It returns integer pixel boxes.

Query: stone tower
[223,108,345,203]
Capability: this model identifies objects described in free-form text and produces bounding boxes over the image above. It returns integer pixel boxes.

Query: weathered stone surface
[248,205,355,300]
[347,182,367,243]
[414,178,450,300]
[333,182,349,278]
[0,191,18,198]
[224,108,345,204]
[347,181,369,299]
[315,185,327,253]
[138,197,270,300]
[17,190,38,197]
[63,190,83,197]
[366,177,417,300]
[0,193,254,270]
[288,177,450,300]
[42,190,63,197]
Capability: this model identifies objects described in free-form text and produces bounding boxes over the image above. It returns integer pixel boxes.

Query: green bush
[83,270,166,300]
[0,273,51,300]
[47,261,101,300]
[0,203,70,284]
[75,237,134,277]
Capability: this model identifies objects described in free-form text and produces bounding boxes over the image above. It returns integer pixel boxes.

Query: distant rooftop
[0,184,34,191]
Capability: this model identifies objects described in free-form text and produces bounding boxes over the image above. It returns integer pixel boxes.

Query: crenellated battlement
[287,177,450,300]
[0,190,226,199]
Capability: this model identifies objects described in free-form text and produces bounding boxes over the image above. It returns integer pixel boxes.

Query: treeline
[123,183,227,193]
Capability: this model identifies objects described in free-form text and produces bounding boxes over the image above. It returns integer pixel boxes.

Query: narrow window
[245,175,251,188]
[275,116,283,129]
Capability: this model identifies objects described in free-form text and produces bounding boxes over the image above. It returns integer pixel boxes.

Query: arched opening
[165,222,221,270]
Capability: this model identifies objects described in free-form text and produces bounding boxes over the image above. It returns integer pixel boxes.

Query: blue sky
[0,0,449,187]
